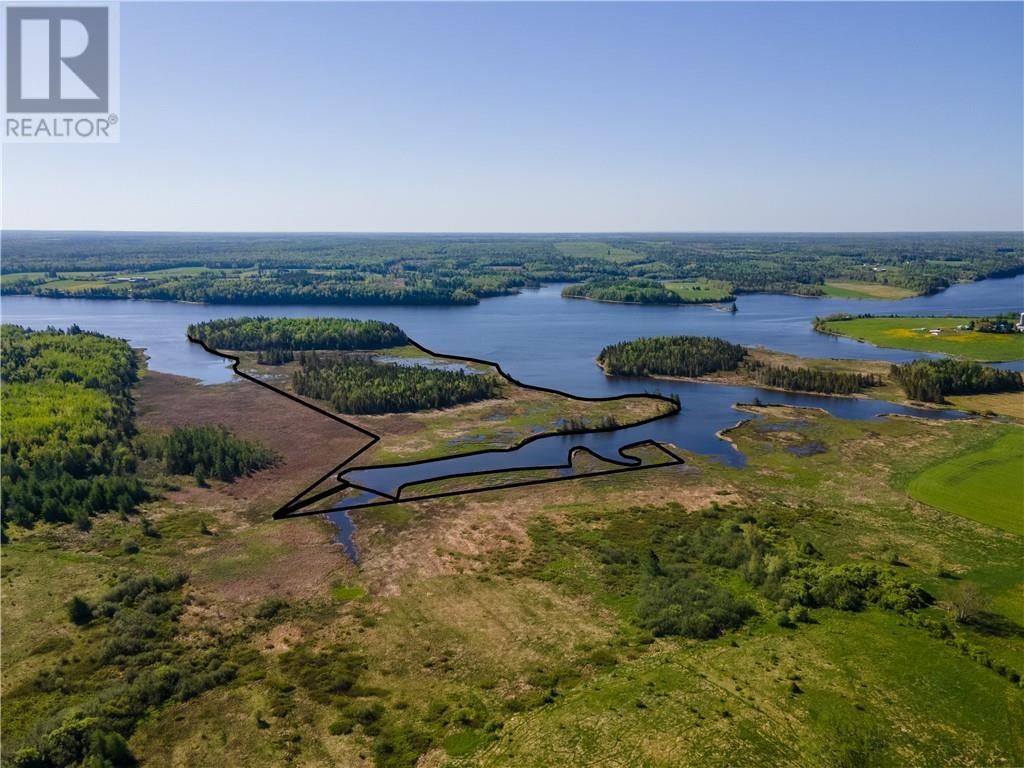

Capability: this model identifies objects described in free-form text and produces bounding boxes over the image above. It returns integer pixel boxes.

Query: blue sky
[3,1,1022,232]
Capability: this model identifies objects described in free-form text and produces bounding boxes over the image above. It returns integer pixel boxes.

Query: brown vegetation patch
[136,371,370,515]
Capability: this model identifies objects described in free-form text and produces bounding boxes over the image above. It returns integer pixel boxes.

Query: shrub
[67,596,93,626]
[254,598,288,620]
[637,572,755,639]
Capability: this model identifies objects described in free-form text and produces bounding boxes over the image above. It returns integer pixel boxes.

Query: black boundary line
[319,442,685,514]
[186,333,684,519]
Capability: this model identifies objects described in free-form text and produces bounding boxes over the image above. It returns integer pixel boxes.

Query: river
[3,275,1019,548]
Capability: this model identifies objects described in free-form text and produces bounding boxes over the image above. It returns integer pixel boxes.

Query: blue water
[3,275,1017,556]
[4,274,1020,388]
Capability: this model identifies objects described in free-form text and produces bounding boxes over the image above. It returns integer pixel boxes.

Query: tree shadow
[966,611,1024,639]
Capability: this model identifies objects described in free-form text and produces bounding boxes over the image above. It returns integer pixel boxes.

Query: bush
[67,596,93,625]
[254,598,288,620]
[328,718,354,736]
[73,508,93,532]
[139,517,160,538]
[637,572,755,639]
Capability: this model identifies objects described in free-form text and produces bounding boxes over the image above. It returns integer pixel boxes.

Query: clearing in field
[907,429,1024,535]
[821,281,918,299]
[819,315,1024,362]
[553,240,645,263]
[663,278,736,303]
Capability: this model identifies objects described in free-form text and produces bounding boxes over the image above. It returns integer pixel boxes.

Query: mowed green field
[908,429,1024,535]
[821,316,1024,362]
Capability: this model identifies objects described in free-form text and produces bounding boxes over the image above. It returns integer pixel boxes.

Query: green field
[553,241,645,263]
[821,281,918,300]
[4,331,1024,767]
[664,279,736,302]
[907,430,1024,535]
[820,316,1024,362]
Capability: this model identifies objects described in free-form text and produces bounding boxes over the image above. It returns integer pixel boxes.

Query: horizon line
[4,228,1023,237]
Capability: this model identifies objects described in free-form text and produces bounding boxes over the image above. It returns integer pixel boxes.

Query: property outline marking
[186,334,685,519]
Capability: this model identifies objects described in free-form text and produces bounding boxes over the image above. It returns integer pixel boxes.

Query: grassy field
[4,361,1023,767]
[553,241,645,264]
[907,429,1024,535]
[820,315,1024,362]
[821,281,918,300]
[664,279,736,303]
[947,391,1024,421]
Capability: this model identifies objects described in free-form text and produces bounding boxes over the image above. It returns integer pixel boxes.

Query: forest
[1,325,148,534]
[3,232,1020,304]
[596,335,882,395]
[889,359,1024,403]
[597,336,748,377]
[188,316,407,352]
[158,425,277,484]
[256,348,295,365]
[562,278,687,304]
[292,355,503,414]
[744,360,882,395]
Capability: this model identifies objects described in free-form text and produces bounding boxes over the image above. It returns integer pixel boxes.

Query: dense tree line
[292,355,502,414]
[188,316,407,351]
[597,336,748,377]
[889,359,1023,403]
[1,325,147,532]
[4,232,1019,304]
[562,278,686,305]
[744,361,881,395]
[256,348,294,365]
[597,334,884,394]
[157,425,277,482]
[110,275,482,306]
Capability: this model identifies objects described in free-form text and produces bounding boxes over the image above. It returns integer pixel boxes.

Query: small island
[562,278,736,305]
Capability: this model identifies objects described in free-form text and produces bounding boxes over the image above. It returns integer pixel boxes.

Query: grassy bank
[817,316,1024,362]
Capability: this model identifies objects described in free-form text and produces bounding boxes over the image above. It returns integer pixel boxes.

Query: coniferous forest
[188,316,407,352]
[889,359,1023,403]
[292,356,502,414]
[0,325,148,534]
[598,336,886,395]
[562,279,687,304]
[255,348,295,365]
[597,336,749,377]
[159,425,277,482]
[744,361,882,395]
